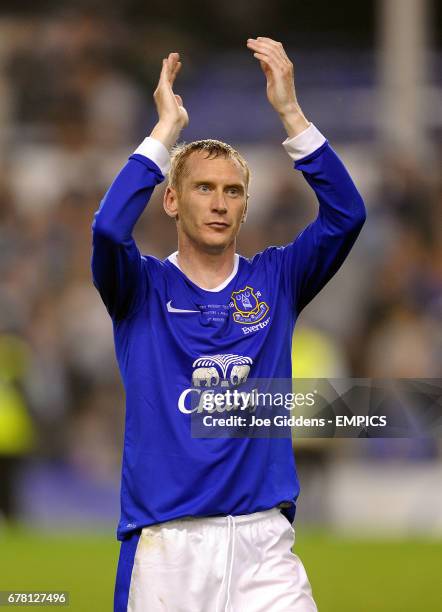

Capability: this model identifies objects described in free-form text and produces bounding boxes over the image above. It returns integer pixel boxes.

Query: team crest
[231,286,269,325]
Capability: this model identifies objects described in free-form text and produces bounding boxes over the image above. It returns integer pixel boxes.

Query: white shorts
[123,507,317,612]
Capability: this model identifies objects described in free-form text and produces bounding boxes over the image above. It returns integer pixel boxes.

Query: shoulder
[139,254,170,279]
[241,246,288,274]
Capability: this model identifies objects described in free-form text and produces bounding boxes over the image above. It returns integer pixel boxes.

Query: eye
[226,187,240,197]
[196,184,211,193]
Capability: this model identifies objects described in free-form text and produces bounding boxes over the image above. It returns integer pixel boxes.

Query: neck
[175,237,237,290]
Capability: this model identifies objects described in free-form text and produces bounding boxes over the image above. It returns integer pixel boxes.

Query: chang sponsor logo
[178,353,253,414]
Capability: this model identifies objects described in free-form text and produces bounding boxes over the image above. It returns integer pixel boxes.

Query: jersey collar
[167,251,239,293]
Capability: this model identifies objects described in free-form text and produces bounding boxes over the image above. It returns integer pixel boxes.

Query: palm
[154,53,189,129]
[248,38,299,115]
[261,60,296,113]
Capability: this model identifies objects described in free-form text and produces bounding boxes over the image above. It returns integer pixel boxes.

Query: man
[92,38,366,612]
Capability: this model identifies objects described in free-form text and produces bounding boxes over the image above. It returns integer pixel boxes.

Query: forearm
[92,156,164,244]
[296,143,366,231]
[283,124,365,229]
[91,152,164,319]
[282,136,366,313]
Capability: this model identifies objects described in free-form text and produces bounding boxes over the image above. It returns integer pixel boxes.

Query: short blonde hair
[168,139,250,194]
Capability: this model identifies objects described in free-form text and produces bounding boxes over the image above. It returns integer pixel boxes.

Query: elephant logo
[230,364,250,386]
[192,366,220,388]
[231,286,269,325]
[192,354,253,388]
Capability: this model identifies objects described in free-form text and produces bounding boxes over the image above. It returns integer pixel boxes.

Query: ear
[241,195,249,223]
[163,186,179,219]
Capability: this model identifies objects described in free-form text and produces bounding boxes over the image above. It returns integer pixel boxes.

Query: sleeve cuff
[282,123,327,161]
[133,137,170,175]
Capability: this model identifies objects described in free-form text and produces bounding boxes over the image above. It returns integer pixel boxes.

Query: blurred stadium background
[0,1,441,610]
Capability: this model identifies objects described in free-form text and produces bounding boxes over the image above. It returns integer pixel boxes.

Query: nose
[211,191,228,214]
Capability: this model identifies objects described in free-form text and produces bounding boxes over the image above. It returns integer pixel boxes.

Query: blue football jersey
[91,127,366,540]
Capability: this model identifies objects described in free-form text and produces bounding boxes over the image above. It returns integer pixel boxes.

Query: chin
[197,231,229,250]
[203,241,229,254]
[199,235,232,254]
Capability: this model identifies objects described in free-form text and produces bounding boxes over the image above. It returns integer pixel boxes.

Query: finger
[159,58,170,84]
[247,41,286,68]
[250,41,287,65]
[257,36,282,48]
[161,52,178,83]
[174,94,183,106]
[251,48,285,74]
[170,61,182,86]
[248,39,290,67]
[257,37,287,57]
[259,59,272,79]
[248,37,281,49]
[252,52,275,79]
[248,39,291,77]
[167,52,180,73]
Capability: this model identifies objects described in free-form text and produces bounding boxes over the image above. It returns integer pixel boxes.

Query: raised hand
[151,52,188,149]
[246,37,309,137]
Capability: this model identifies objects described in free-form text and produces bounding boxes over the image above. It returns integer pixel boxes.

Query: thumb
[175,94,183,106]
[260,60,271,79]
[159,58,168,81]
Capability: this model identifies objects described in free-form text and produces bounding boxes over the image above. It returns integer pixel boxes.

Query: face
[164,151,248,254]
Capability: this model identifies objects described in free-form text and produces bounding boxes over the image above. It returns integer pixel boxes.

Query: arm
[91,53,188,320]
[247,38,366,312]
[281,129,366,312]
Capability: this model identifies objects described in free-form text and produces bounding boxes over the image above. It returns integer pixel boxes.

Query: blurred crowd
[0,11,441,521]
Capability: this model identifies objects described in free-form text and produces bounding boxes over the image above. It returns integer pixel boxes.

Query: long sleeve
[278,126,366,313]
[91,138,169,320]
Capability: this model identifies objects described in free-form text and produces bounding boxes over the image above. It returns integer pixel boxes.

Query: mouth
[206,222,230,230]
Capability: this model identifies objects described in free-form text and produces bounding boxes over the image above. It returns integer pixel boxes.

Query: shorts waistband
[204,507,282,526]
[142,507,283,532]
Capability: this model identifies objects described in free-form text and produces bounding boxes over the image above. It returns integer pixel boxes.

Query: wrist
[150,119,182,151]
[279,105,310,138]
